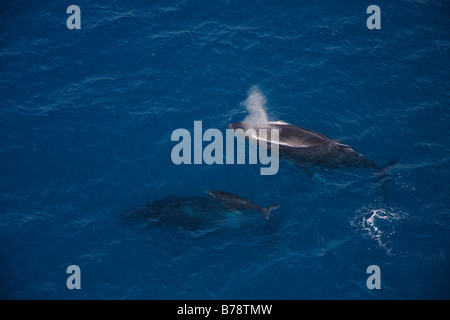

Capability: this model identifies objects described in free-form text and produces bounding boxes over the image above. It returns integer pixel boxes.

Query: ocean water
[0,0,449,299]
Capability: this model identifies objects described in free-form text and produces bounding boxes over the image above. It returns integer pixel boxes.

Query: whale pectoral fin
[312,173,326,184]
[293,162,314,178]
[223,204,241,215]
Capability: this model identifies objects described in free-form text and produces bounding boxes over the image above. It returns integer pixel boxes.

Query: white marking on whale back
[269,120,291,125]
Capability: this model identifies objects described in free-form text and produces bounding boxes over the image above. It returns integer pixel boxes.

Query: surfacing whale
[229,120,384,176]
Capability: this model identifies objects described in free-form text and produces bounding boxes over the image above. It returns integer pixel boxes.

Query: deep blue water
[1,0,449,299]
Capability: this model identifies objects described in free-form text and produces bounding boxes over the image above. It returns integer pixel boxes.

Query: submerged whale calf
[229,121,383,176]
[206,190,280,219]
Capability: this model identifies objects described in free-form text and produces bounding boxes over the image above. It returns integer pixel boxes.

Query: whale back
[231,121,341,148]
[229,121,377,170]
[269,122,335,147]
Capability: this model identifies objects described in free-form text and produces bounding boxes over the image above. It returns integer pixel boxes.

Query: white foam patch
[351,205,407,256]
[351,204,449,259]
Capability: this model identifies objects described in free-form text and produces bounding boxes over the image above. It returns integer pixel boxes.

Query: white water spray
[242,86,269,125]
